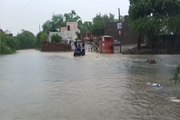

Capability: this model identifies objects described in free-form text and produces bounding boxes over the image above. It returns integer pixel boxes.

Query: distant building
[49,22,80,42]
[104,16,139,45]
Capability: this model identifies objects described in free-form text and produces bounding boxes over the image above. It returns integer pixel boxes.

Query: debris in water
[170,97,180,103]
[145,59,156,64]
[147,82,161,87]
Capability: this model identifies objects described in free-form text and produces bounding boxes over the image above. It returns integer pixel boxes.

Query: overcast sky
[0,0,130,35]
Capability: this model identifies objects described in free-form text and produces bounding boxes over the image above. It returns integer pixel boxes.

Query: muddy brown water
[0,50,180,120]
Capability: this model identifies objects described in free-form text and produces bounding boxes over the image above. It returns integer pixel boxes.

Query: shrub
[0,33,17,54]
[51,34,62,43]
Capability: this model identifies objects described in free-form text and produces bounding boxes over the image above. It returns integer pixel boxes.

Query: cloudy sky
[0,0,130,35]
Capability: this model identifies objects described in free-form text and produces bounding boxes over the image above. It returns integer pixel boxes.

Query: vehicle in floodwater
[74,40,85,56]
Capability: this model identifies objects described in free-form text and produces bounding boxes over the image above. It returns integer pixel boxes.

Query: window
[67,25,70,31]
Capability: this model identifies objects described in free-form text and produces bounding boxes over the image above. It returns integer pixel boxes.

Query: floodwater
[0,49,180,120]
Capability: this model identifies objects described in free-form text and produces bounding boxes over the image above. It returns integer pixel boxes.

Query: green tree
[40,33,48,43]
[43,14,65,33]
[42,20,54,33]
[1,34,18,51]
[42,10,82,33]
[129,0,180,49]
[0,33,17,54]
[64,10,81,23]
[16,30,36,49]
[36,32,45,48]
[78,21,93,39]
[92,13,118,36]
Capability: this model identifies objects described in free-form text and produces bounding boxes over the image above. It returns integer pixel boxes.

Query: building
[104,16,138,45]
[49,22,80,42]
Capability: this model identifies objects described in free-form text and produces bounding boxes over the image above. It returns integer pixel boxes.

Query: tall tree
[92,13,118,36]
[129,0,180,49]
[42,14,65,33]
[64,10,81,23]
[42,20,54,33]
[42,10,82,33]
[78,21,93,39]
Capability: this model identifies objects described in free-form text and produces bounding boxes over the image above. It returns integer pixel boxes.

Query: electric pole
[118,8,122,53]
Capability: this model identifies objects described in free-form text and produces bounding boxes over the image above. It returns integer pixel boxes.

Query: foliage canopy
[129,0,180,48]
[0,33,17,54]
[16,30,36,49]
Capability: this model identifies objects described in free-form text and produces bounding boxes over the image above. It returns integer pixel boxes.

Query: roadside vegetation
[174,65,180,84]
[0,33,17,54]
[36,32,48,48]
[129,0,180,49]
[0,30,36,54]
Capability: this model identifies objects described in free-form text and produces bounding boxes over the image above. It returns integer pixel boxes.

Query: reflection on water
[0,50,180,120]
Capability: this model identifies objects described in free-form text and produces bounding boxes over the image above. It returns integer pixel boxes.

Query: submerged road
[0,50,180,120]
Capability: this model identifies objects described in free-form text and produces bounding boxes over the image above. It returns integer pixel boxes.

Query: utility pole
[118,8,122,53]
[39,25,41,33]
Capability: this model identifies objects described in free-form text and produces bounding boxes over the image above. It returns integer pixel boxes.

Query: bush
[0,41,14,54]
[40,33,48,43]
[51,34,62,43]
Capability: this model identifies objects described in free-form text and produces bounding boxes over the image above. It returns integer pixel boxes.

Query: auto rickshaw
[74,40,85,56]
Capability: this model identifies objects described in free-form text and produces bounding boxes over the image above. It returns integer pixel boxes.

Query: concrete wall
[41,42,71,52]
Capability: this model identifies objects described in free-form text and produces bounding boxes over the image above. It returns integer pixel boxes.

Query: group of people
[64,39,72,45]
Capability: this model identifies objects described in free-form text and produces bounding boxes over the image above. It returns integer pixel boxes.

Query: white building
[49,22,80,43]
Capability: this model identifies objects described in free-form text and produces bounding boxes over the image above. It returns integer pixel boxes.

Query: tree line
[41,10,119,40]
[0,10,118,54]
[0,30,36,54]
[1,0,180,54]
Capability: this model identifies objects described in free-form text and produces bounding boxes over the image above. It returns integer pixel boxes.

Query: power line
[10,0,34,20]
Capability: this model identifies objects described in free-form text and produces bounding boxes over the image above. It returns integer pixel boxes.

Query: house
[49,22,80,43]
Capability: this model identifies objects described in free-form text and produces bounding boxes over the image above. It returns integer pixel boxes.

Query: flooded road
[0,50,180,120]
